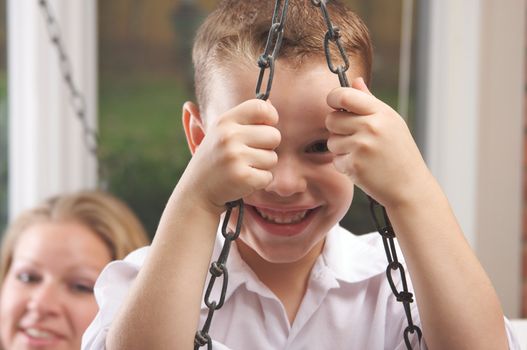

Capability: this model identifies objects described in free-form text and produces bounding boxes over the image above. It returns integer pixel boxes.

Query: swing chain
[310,0,350,87]
[195,200,244,350]
[370,200,423,348]
[38,0,98,156]
[311,1,422,348]
[255,0,291,100]
[196,1,291,347]
[196,1,421,348]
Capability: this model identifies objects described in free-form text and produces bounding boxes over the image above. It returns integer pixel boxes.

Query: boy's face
[203,60,362,264]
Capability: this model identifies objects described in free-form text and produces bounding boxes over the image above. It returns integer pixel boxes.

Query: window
[98,0,208,236]
[98,0,419,236]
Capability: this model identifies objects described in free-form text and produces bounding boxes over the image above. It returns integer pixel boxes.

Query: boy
[83,1,519,349]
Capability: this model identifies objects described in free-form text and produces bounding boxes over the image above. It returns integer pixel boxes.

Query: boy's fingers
[332,153,353,176]
[230,99,279,126]
[326,111,363,135]
[327,86,377,115]
[351,77,373,96]
[243,125,281,150]
[247,148,278,170]
[246,167,274,190]
[327,134,353,155]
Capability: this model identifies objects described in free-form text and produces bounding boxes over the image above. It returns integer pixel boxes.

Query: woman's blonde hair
[0,191,150,284]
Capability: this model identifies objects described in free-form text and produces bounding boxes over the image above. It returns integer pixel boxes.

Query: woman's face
[0,220,112,350]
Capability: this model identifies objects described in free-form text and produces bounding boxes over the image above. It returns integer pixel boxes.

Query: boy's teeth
[255,207,308,224]
[26,328,52,339]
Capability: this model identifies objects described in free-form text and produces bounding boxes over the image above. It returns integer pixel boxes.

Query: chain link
[38,0,109,189]
[195,200,244,349]
[370,200,423,347]
[310,1,423,348]
[255,0,291,100]
[311,0,350,87]
[38,0,98,155]
[195,1,291,348]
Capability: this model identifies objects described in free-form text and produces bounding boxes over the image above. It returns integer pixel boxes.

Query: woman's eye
[70,283,94,294]
[306,140,329,153]
[16,272,40,284]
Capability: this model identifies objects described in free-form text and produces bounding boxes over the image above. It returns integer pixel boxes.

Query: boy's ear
[182,101,205,155]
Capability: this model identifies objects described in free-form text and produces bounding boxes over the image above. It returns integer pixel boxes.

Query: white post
[475,0,525,319]
[424,0,481,246]
[423,0,524,317]
[8,0,98,219]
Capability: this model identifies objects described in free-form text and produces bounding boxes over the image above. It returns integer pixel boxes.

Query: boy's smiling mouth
[254,207,311,224]
[245,204,320,237]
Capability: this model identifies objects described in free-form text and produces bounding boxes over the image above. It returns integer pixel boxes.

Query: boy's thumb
[351,77,373,96]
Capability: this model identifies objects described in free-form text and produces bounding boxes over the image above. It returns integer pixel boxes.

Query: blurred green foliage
[98,74,191,236]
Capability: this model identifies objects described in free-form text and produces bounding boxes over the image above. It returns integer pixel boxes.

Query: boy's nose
[27,282,61,316]
[265,155,307,197]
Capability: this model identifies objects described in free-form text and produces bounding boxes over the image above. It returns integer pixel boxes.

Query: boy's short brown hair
[192,0,373,109]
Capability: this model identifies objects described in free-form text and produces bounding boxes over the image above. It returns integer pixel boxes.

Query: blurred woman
[0,191,150,350]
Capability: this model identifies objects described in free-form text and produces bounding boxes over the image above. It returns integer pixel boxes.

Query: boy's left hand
[325,77,432,208]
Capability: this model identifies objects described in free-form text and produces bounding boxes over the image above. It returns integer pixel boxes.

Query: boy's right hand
[182,99,281,215]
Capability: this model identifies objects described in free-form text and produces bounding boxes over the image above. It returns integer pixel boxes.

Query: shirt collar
[200,224,388,310]
[321,224,388,284]
[200,229,274,310]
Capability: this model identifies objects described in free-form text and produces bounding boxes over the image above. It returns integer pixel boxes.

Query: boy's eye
[70,282,94,294]
[306,140,329,153]
[16,272,41,284]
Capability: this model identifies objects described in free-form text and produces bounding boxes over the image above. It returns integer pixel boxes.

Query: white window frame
[8,0,97,219]
[420,0,525,317]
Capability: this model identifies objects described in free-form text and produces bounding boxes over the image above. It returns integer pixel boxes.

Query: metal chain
[370,200,422,348]
[195,1,291,348]
[310,1,422,348]
[195,200,244,349]
[194,0,289,350]
[38,0,109,189]
[38,0,98,156]
[255,0,291,100]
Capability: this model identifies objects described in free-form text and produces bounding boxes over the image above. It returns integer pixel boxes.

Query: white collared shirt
[82,225,520,349]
